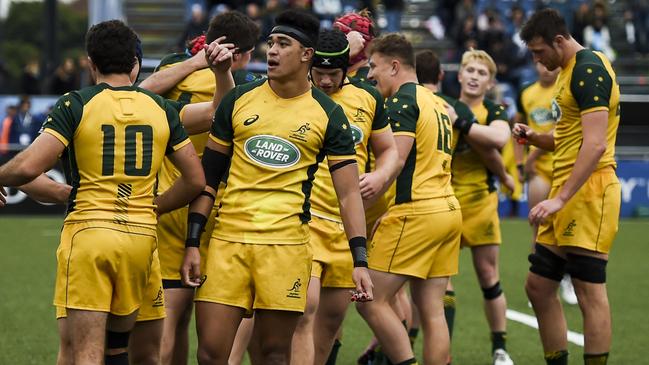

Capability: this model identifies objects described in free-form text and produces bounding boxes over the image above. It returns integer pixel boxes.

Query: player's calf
[105,330,130,365]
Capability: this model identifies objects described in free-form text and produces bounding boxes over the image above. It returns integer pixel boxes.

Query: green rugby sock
[491,331,507,352]
[584,352,609,365]
[544,350,568,365]
[443,290,456,339]
[325,339,342,365]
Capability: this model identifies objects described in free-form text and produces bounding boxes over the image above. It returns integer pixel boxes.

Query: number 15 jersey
[42,83,190,226]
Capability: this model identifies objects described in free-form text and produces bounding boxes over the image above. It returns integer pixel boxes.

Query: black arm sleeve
[202,147,230,191]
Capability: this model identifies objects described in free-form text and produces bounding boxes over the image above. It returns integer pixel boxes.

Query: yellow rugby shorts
[368,202,462,279]
[195,238,312,315]
[309,216,354,288]
[537,166,620,254]
[53,221,157,316]
[457,191,502,247]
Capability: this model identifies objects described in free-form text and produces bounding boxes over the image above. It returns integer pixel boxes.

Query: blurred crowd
[0,96,52,154]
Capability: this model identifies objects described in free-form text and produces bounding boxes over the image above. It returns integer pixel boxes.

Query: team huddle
[0,6,621,365]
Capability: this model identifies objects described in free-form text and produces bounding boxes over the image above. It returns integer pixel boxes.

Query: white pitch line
[506,309,584,347]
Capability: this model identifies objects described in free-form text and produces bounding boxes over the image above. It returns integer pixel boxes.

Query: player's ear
[390,60,399,76]
[302,47,314,63]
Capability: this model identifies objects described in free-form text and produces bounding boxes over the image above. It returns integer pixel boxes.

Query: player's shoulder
[483,98,506,113]
[310,86,343,116]
[571,49,614,83]
[232,69,265,85]
[156,52,190,71]
[347,79,382,101]
[519,81,536,98]
[230,77,266,100]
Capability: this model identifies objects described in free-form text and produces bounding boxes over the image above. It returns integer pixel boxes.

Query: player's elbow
[188,173,206,196]
[585,137,607,157]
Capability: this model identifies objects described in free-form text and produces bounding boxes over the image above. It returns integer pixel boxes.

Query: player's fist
[204,36,236,73]
[512,123,533,145]
[346,31,366,59]
[359,171,387,201]
[529,197,565,226]
[181,247,203,287]
[351,267,374,302]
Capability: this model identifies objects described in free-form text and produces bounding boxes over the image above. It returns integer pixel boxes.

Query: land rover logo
[244,135,300,168]
[350,125,363,145]
[551,99,562,122]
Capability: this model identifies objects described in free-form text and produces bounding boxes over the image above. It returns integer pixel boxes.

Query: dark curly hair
[369,34,414,68]
[206,11,261,53]
[85,20,138,75]
[274,9,320,48]
[520,8,570,45]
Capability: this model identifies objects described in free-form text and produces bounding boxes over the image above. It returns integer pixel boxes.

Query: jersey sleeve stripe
[208,134,233,147]
[43,128,70,147]
[171,138,191,152]
[580,106,609,115]
[393,131,416,137]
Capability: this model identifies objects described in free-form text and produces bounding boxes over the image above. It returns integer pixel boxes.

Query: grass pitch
[0,217,647,364]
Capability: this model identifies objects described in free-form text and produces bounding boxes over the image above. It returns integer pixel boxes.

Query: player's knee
[260,342,290,365]
[528,243,566,282]
[197,345,227,364]
[474,260,498,286]
[565,253,607,284]
[481,281,503,300]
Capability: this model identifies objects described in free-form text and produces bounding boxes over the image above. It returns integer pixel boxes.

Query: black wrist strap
[186,212,208,248]
[454,118,473,135]
[349,236,368,268]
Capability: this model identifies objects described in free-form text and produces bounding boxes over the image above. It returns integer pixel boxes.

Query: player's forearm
[556,138,606,204]
[157,168,205,215]
[139,60,201,95]
[372,144,401,194]
[19,174,71,204]
[464,123,508,149]
[332,163,367,239]
[486,121,511,149]
[513,137,525,165]
[473,143,509,181]
[0,153,42,187]
[528,131,555,151]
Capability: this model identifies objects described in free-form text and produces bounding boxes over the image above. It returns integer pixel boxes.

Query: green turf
[0,218,647,364]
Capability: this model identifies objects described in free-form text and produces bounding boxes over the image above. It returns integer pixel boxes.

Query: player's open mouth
[267,59,279,68]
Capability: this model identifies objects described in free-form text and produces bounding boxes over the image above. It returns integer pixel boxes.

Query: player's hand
[445,102,458,124]
[204,37,235,73]
[0,186,6,208]
[189,48,208,70]
[351,267,374,302]
[512,123,533,145]
[346,31,366,58]
[359,171,386,201]
[501,173,516,192]
[529,197,565,226]
[181,247,203,287]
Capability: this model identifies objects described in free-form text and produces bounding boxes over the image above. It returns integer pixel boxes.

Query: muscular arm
[139,50,207,95]
[0,133,64,187]
[359,130,400,202]
[331,160,367,240]
[463,121,511,149]
[469,141,515,191]
[19,174,72,204]
[154,143,205,215]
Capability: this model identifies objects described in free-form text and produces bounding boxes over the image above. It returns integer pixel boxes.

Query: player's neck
[459,92,484,108]
[95,73,133,87]
[422,83,439,93]
[268,75,311,99]
[560,38,585,68]
[392,70,418,94]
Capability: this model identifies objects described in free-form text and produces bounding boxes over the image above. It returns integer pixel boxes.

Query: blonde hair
[460,49,497,79]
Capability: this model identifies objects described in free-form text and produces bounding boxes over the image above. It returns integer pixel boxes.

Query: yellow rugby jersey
[348,66,371,84]
[156,53,263,193]
[451,99,507,197]
[517,81,556,175]
[385,82,455,208]
[42,83,190,225]
[209,79,356,244]
[551,49,620,185]
[310,80,390,221]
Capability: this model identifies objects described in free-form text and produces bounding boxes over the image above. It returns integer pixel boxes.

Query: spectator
[584,16,616,61]
[382,0,404,33]
[178,4,209,51]
[631,1,649,55]
[49,58,78,95]
[0,105,17,154]
[572,2,590,44]
[454,14,479,53]
[0,97,41,154]
[21,60,40,95]
[76,55,92,89]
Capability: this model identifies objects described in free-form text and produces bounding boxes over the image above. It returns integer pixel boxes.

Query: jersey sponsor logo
[286,278,302,299]
[289,122,311,142]
[152,286,164,307]
[530,107,554,125]
[243,114,260,126]
[551,98,562,122]
[244,135,301,168]
[353,108,367,123]
[350,124,363,145]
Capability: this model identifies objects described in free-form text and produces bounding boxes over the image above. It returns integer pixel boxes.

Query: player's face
[368,52,394,98]
[311,67,343,95]
[458,61,492,98]
[266,34,312,81]
[535,61,559,84]
[527,36,563,71]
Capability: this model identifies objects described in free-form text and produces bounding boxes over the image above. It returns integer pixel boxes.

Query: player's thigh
[528,174,551,208]
[410,277,448,315]
[195,301,246,354]
[129,318,164,363]
[163,287,195,329]
[365,269,409,303]
[256,309,302,350]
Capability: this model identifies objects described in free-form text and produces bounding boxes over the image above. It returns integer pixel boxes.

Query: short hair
[368,34,414,68]
[460,49,497,79]
[520,8,570,45]
[415,50,441,84]
[206,11,260,53]
[86,20,138,75]
[273,9,320,48]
